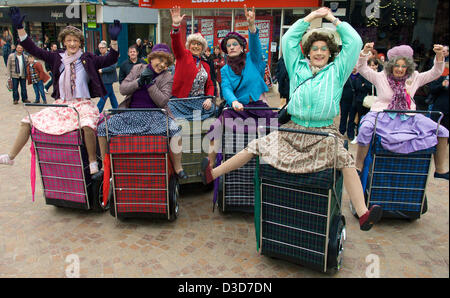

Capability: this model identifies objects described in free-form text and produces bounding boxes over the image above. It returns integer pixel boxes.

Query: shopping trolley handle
[169,95,215,102]
[24,103,70,108]
[259,126,336,138]
[223,106,280,111]
[382,109,443,116]
[107,108,167,114]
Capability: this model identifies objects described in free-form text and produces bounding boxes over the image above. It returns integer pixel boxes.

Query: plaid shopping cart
[254,127,346,273]
[105,108,179,221]
[26,103,105,211]
[351,110,443,220]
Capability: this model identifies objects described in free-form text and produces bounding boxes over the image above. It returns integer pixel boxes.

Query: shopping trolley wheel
[168,175,180,222]
[91,170,109,212]
[327,215,346,274]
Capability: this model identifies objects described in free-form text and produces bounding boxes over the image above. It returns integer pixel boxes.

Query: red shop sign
[139,0,320,9]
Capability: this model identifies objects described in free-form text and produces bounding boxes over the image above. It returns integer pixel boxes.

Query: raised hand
[9,7,26,30]
[433,44,444,61]
[244,5,255,26]
[108,20,122,41]
[314,7,331,19]
[363,42,375,55]
[170,6,186,27]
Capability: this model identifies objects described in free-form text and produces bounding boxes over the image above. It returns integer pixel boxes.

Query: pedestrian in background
[26,54,49,103]
[97,41,119,112]
[211,45,225,99]
[275,54,290,106]
[338,67,360,142]
[44,42,58,94]
[2,29,12,66]
[119,44,145,84]
[6,43,29,104]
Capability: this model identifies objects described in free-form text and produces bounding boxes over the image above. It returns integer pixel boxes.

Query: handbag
[7,78,12,92]
[362,85,376,108]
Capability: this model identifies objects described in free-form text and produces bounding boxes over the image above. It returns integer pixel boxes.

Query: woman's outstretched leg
[82,126,99,174]
[201,148,255,184]
[434,137,449,179]
[0,122,31,165]
[342,167,382,231]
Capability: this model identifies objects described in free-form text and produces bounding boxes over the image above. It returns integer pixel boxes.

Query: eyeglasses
[226,42,240,48]
[154,60,169,69]
[311,45,329,52]
[394,64,408,69]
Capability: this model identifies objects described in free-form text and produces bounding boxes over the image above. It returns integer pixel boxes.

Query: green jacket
[281,19,362,127]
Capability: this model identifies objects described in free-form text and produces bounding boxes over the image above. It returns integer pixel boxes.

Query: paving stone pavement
[0,61,448,278]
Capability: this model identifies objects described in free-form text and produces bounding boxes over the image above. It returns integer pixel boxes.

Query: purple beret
[151,43,172,54]
[220,32,247,53]
[387,45,414,60]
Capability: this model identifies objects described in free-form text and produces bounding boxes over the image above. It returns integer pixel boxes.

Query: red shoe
[200,157,213,185]
[359,205,382,231]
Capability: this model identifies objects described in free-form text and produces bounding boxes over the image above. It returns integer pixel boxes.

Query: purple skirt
[356,112,449,153]
[207,100,279,141]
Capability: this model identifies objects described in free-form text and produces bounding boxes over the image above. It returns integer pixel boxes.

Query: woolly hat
[220,32,247,53]
[151,43,171,54]
[387,45,414,60]
[185,33,207,51]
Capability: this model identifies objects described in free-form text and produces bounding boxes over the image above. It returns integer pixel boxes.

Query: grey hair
[384,56,416,77]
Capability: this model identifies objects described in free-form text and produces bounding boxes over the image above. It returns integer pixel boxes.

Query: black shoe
[177,170,188,180]
[91,169,104,181]
[33,100,40,103]
[22,100,30,103]
[434,171,449,180]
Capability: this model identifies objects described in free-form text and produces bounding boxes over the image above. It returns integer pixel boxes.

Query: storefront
[139,0,322,74]
[0,5,82,49]
[82,4,158,66]
[138,0,447,74]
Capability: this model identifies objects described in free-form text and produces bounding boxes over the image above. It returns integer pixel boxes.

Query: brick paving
[0,62,448,278]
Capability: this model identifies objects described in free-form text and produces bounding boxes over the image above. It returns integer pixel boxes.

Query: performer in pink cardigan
[355,42,449,180]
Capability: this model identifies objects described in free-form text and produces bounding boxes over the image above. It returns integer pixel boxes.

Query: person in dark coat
[119,44,145,84]
[430,75,449,131]
[275,55,290,104]
[339,67,361,141]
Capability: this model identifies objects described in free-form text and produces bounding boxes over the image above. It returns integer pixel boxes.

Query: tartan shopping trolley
[214,107,279,213]
[254,127,346,273]
[350,110,444,220]
[25,103,106,211]
[103,108,179,221]
[170,96,216,186]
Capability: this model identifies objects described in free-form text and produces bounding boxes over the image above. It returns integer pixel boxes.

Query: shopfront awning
[138,0,320,9]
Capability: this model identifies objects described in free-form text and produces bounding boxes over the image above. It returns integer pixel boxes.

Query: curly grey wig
[384,56,416,77]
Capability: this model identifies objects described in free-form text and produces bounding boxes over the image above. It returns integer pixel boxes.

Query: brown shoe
[22,100,31,103]
[13,101,18,105]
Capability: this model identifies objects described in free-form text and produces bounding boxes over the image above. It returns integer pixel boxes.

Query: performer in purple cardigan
[0,7,121,175]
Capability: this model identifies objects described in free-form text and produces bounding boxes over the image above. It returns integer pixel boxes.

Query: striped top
[282,19,362,127]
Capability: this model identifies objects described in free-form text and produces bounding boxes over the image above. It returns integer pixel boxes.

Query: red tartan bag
[7,78,13,92]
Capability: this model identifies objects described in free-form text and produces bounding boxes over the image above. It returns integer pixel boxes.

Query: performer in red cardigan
[167,5,216,121]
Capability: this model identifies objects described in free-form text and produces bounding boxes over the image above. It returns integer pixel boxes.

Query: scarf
[226,52,246,76]
[387,74,410,111]
[15,54,24,74]
[60,49,83,100]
